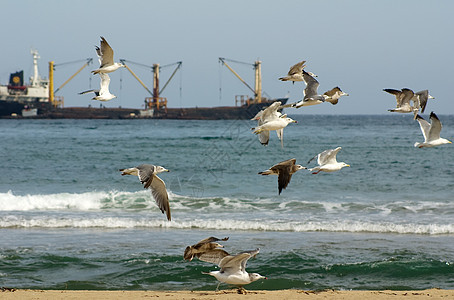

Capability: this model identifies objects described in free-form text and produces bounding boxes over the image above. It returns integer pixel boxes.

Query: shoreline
[1,289,452,299]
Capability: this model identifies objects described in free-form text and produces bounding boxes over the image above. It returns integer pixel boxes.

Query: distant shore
[1,289,452,299]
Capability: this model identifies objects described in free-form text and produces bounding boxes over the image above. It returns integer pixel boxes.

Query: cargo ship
[1,53,286,119]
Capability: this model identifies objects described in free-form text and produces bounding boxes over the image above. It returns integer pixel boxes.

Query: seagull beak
[346,164,351,167]
[293,120,298,123]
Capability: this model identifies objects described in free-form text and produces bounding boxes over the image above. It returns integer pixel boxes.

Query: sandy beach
[1,289,453,300]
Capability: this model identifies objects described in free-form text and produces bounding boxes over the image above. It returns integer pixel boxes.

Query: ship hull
[0,98,288,120]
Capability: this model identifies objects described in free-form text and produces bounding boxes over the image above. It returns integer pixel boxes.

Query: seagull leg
[237,287,247,294]
[215,282,221,292]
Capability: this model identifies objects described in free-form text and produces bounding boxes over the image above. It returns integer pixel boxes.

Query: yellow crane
[48,58,93,107]
[219,57,263,104]
[119,59,182,112]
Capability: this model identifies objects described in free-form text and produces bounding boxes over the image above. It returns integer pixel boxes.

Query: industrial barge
[0,52,287,120]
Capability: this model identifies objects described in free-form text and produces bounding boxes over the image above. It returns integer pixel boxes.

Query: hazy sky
[1,0,453,114]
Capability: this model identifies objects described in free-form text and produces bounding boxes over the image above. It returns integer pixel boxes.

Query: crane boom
[120,59,153,96]
[160,61,182,94]
[219,57,255,95]
[54,58,93,94]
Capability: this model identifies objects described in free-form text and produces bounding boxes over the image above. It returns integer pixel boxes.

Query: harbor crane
[219,57,267,105]
[48,58,93,107]
[119,59,182,112]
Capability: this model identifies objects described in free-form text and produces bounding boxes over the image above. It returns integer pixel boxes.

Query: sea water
[0,115,453,291]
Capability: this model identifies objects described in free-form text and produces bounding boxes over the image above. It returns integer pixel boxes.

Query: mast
[153,63,160,102]
[254,60,262,103]
[30,49,40,87]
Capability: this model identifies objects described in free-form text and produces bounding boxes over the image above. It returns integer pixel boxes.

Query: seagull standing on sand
[252,115,297,148]
[414,112,452,148]
[91,37,125,75]
[278,61,306,83]
[258,158,306,194]
[307,147,350,174]
[184,237,230,262]
[202,248,266,294]
[79,73,116,101]
[251,101,283,146]
[119,164,171,221]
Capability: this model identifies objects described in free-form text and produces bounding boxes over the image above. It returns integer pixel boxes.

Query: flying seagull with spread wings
[414,112,452,148]
[278,60,306,83]
[258,158,306,194]
[119,164,171,221]
[307,147,350,174]
[91,36,125,75]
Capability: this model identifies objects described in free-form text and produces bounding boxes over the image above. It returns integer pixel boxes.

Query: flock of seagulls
[75,39,451,293]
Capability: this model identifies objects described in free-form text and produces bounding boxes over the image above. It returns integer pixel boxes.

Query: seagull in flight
[119,164,171,221]
[79,73,116,101]
[251,101,283,146]
[278,61,306,83]
[414,112,452,148]
[91,36,125,74]
[258,158,306,194]
[184,237,230,262]
[323,87,349,105]
[291,69,326,108]
[252,115,297,148]
[307,147,350,174]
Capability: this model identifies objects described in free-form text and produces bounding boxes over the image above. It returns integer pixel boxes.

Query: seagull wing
[270,159,296,194]
[79,89,99,96]
[197,249,230,265]
[100,36,114,67]
[428,112,442,141]
[219,249,259,273]
[303,70,319,98]
[400,88,415,106]
[415,114,431,142]
[150,174,171,221]
[99,73,111,95]
[319,147,341,165]
[415,90,429,113]
[136,164,155,188]
[383,89,402,106]
[287,60,306,75]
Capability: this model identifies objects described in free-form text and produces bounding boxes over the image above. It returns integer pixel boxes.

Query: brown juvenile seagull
[278,60,306,83]
[258,158,306,194]
[119,164,171,221]
[323,87,349,105]
[184,236,230,262]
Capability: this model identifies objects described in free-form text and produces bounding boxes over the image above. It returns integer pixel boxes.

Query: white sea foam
[1,214,453,235]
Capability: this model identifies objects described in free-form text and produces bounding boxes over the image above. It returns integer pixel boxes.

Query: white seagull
[79,73,116,101]
[278,60,306,83]
[91,36,125,75]
[251,101,282,146]
[252,115,297,148]
[202,248,266,294]
[307,147,350,174]
[119,164,171,221]
[414,112,452,148]
[258,158,306,194]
